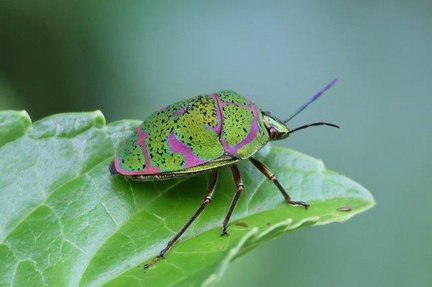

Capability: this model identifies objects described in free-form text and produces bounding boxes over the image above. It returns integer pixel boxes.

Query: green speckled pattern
[144,95,223,164]
[217,91,269,159]
[117,131,145,171]
[112,91,271,176]
[222,105,254,147]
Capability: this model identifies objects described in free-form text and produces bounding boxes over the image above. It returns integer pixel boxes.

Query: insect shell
[109,80,338,268]
[110,90,290,178]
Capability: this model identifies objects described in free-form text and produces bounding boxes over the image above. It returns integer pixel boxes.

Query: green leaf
[0,111,374,286]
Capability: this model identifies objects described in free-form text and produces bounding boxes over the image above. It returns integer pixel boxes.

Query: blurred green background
[1,1,431,286]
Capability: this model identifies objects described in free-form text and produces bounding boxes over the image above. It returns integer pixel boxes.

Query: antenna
[284,79,337,123]
[289,122,339,135]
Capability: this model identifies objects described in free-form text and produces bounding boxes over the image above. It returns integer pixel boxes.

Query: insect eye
[269,127,279,139]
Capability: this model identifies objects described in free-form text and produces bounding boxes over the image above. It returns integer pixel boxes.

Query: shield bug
[110,79,339,268]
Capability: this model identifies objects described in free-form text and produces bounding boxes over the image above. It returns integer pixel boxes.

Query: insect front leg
[144,170,219,269]
[249,157,309,208]
[221,164,244,236]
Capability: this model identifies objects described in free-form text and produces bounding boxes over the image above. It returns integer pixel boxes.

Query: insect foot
[110,80,338,268]
[288,200,310,209]
[221,228,230,237]
[144,247,169,269]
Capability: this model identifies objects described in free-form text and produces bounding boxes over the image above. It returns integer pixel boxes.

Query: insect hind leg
[249,157,309,209]
[144,170,219,269]
[221,164,244,236]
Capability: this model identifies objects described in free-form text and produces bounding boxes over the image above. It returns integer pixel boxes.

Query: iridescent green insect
[110,80,339,268]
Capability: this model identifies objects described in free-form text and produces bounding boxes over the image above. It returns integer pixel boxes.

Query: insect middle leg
[144,170,219,268]
[249,157,309,208]
[221,164,244,236]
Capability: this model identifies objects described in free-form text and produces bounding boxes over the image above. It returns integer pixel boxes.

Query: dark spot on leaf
[235,222,248,228]
[337,207,352,212]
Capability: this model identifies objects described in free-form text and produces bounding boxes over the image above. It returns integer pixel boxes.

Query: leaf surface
[0,111,374,286]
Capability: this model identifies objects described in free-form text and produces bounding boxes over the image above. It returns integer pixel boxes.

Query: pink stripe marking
[207,94,223,134]
[215,96,260,156]
[114,157,127,175]
[168,133,207,169]
[136,127,161,174]
[174,108,187,117]
[233,103,260,149]
[114,127,161,176]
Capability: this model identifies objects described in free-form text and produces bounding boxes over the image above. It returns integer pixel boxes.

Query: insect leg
[144,170,219,269]
[249,157,309,208]
[221,164,244,236]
